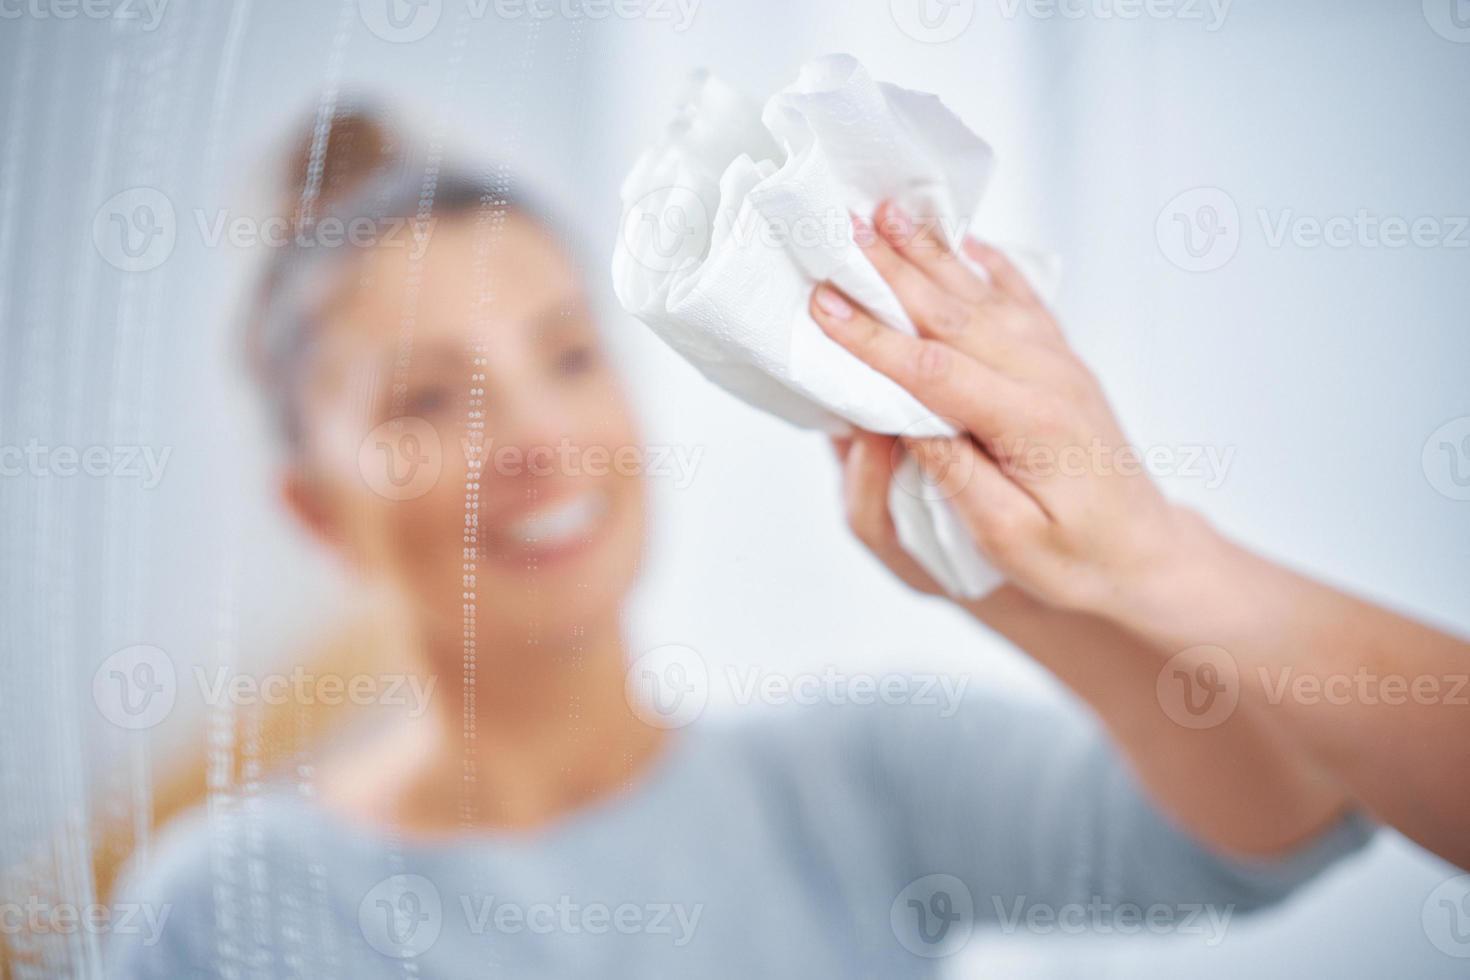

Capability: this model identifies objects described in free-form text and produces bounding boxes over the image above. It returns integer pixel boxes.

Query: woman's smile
[479,485,614,568]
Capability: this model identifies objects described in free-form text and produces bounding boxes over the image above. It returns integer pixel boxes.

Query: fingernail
[962,235,986,260]
[881,203,913,244]
[814,285,853,321]
[850,213,874,248]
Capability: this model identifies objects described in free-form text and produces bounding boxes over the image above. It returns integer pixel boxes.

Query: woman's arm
[818,202,1469,868]
[974,584,1355,858]
[836,432,1349,858]
[1112,512,1470,868]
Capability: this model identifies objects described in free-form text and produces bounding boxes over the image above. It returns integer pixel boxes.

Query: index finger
[811,284,1026,444]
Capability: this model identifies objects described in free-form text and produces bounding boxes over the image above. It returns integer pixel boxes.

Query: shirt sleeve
[103,812,218,980]
[823,688,1373,927]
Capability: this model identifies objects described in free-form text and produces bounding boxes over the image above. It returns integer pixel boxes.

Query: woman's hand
[829,430,950,596]
[814,202,1190,618]
[821,202,1470,869]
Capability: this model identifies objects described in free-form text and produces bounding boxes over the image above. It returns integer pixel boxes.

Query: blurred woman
[106,105,1467,979]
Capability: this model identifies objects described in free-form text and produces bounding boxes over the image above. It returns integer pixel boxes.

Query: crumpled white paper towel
[611,53,1057,598]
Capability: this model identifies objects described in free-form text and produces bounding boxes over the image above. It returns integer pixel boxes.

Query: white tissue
[612,54,1057,599]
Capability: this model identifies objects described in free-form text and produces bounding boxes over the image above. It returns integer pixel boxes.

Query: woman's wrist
[1085,502,1243,654]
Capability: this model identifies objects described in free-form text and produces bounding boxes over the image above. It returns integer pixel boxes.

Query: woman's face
[292,212,646,654]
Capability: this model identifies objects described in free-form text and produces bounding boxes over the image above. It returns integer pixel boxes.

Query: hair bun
[280,105,402,232]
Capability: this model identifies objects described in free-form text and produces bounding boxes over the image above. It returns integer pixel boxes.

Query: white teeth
[506,491,608,546]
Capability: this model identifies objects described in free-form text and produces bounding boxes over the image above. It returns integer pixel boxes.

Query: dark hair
[244,102,535,450]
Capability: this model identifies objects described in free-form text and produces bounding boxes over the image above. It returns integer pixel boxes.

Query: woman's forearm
[969,586,1351,859]
[813,208,1463,869]
[1107,508,1470,868]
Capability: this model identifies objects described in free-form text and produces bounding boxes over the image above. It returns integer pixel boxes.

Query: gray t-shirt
[107,692,1371,978]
